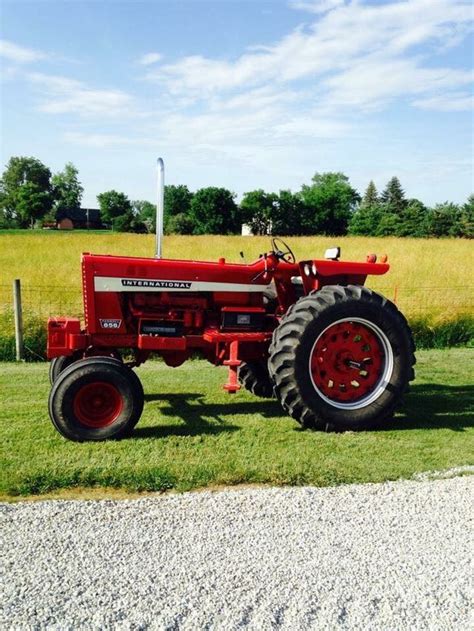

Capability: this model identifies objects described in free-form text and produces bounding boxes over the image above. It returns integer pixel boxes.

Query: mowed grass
[0,231,473,322]
[1,349,473,499]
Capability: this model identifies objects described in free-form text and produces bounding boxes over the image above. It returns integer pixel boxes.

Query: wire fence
[0,282,473,360]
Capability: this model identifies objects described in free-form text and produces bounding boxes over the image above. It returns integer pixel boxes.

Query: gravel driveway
[1,477,472,630]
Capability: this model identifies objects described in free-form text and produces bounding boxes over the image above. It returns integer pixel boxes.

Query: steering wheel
[271,237,296,264]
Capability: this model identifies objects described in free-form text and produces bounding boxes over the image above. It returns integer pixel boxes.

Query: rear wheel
[268,285,415,431]
[238,361,274,398]
[49,357,144,441]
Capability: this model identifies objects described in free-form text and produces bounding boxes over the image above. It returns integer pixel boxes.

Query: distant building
[56,208,103,230]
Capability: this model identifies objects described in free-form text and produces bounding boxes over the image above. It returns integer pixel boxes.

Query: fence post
[13,279,24,361]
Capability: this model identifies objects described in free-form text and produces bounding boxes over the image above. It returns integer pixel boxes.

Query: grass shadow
[382,384,474,431]
[133,392,282,439]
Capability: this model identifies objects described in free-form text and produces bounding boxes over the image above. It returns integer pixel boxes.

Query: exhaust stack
[156,157,165,258]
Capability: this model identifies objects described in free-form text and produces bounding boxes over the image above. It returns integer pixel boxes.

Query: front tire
[49,351,123,384]
[49,355,79,385]
[49,357,144,441]
[268,285,415,431]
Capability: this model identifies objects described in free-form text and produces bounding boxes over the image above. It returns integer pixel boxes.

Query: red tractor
[47,160,415,441]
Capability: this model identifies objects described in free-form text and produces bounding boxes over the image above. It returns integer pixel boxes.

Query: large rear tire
[238,361,274,398]
[268,285,415,431]
[49,357,144,441]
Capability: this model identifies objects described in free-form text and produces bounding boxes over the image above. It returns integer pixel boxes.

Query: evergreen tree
[376,212,402,236]
[381,177,407,214]
[348,204,383,236]
[361,180,379,207]
[426,202,460,237]
[348,181,382,236]
[397,198,429,237]
[375,176,407,235]
[457,194,474,238]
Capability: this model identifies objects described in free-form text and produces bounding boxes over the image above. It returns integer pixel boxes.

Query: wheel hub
[310,320,386,404]
[73,382,123,428]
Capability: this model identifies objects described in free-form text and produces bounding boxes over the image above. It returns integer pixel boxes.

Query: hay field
[1,231,472,323]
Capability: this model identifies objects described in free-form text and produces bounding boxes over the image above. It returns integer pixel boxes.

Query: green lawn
[1,349,473,499]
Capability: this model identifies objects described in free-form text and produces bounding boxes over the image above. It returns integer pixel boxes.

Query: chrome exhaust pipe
[156,157,165,258]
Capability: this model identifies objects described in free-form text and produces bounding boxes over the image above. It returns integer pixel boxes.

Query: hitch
[223,340,241,394]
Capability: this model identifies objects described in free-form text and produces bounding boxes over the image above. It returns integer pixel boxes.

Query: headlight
[324,247,340,260]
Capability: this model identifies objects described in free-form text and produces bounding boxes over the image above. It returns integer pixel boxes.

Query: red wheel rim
[73,382,123,428]
[310,319,389,406]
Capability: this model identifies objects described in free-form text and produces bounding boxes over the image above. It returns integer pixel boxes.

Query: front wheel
[268,285,415,431]
[49,350,123,384]
[49,357,144,441]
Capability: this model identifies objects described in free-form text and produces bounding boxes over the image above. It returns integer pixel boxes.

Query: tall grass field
[0,231,472,359]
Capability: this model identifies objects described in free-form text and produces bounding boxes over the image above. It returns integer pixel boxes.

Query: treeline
[0,156,472,238]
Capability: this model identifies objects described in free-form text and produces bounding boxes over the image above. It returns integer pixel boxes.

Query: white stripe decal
[94,276,270,293]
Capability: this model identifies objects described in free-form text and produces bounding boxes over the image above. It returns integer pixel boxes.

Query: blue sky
[1,0,473,207]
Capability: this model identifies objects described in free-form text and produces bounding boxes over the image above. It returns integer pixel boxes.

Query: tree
[272,190,307,235]
[240,189,277,235]
[52,162,83,219]
[457,194,474,239]
[16,182,53,228]
[376,212,402,236]
[361,180,379,207]
[166,212,194,234]
[381,177,407,215]
[132,200,156,233]
[189,187,240,234]
[427,202,460,237]
[397,198,429,237]
[97,190,133,228]
[0,156,53,227]
[165,184,193,217]
[300,172,360,235]
[348,181,383,236]
[348,204,384,236]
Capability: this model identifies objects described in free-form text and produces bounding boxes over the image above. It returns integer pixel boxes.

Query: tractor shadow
[133,384,473,438]
[380,384,474,432]
[133,392,282,439]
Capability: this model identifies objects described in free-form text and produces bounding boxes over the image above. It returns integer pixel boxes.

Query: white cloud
[289,0,345,14]
[412,92,474,111]
[138,52,162,66]
[146,0,473,105]
[0,39,47,63]
[323,57,474,109]
[27,72,135,117]
[63,131,151,147]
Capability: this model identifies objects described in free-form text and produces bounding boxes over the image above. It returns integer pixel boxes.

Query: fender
[297,258,389,295]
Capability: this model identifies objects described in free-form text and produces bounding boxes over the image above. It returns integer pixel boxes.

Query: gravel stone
[1,477,472,630]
